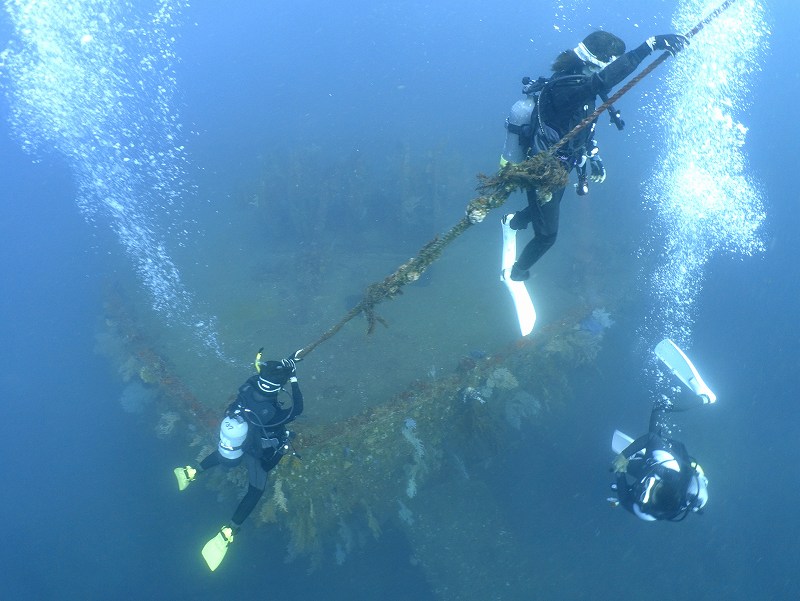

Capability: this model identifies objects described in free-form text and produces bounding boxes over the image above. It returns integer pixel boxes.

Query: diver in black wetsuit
[173,349,304,567]
[610,395,710,522]
[501,31,689,281]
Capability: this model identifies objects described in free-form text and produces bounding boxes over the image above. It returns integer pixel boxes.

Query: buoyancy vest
[504,73,623,165]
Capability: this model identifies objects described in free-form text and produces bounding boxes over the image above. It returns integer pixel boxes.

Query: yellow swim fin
[202,526,235,571]
[173,466,197,491]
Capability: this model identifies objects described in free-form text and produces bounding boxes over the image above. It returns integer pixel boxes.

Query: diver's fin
[173,466,197,491]
[201,526,235,571]
[500,214,536,336]
[611,430,635,455]
[654,339,716,404]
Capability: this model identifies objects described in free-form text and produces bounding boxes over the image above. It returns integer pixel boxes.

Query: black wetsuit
[511,42,654,271]
[200,372,303,528]
[615,403,700,521]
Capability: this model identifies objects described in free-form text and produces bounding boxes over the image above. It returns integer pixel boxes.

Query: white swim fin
[500,214,535,336]
[654,339,716,404]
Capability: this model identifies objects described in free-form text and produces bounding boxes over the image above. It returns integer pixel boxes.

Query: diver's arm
[594,42,652,92]
[225,397,244,418]
[615,474,637,512]
[620,433,652,458]
[289,379,304,418]
[612,433,651,475]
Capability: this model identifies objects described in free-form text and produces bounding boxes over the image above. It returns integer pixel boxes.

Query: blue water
[2,0,798,599]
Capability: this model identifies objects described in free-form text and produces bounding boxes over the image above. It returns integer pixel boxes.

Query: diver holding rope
[173,348,304,570]
[501,31,689,282]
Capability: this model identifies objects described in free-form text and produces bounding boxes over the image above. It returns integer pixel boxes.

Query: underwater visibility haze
[1,0,798,599]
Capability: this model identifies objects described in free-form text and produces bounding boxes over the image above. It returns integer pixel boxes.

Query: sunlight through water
[641,0,767,352]
[1,0,224,355]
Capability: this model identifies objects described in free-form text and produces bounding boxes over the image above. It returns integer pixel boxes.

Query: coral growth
[272,478,288,513]
[138,365,159,385]
[119,381,157,414]
[401,421,424,460]
[504,390,543,430]
[102,277,618,568]
[579,308,615,335]
[285,498,322,565]
[401,419,426,498]
[397,499,414,525]
[155,411,179,437]
[363,502,382,540]
[543,328,603,366]
[406,464,419,499]
[480,367,519,399]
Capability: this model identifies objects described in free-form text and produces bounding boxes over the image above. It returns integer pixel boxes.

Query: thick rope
[297,214,482,358]
[295,0,737,360]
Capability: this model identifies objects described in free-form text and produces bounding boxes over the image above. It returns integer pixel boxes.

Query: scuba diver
[173,348,304,570]
[501,30,689,282]
[609,339,715,522]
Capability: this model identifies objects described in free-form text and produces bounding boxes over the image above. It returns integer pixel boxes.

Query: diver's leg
[650,385,708,434]
[174,448,220,490]
[199,450,222,471]
[261,451,284,473]
[514,186,565,273]
[648,403,670,435]
[648,386,708,436]
[668,385,711,412]
[230,454,269,528]
[509,202,532,230]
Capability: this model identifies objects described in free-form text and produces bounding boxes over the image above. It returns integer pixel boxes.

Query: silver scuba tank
[501,96,535,165]
[218,415,248,460]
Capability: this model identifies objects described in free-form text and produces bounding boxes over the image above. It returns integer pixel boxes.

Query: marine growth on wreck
[95,144,631,589]
[100,283,619,569]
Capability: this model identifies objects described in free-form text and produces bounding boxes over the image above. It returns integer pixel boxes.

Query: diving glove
[174,465,197,491]
[647,34,689,56]
[589,156,606,183]
[612,454,629,474]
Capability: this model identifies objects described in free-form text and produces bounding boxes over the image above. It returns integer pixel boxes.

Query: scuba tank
[218,415,248,460]
[501,95,534,165]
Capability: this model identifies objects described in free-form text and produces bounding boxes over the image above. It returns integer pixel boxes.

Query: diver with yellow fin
[173,348,304,571]
[609,339,715,522]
